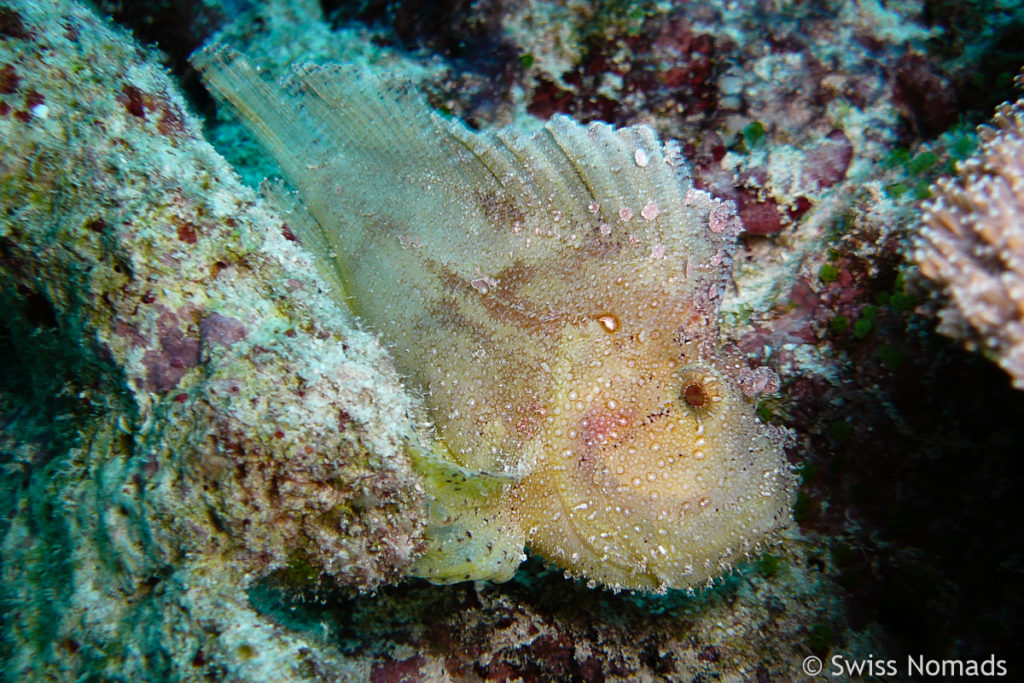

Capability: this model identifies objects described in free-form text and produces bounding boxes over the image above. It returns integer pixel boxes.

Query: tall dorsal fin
[192,45,734,292]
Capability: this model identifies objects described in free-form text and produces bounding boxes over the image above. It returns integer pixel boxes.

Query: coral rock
[916,80,1024,389]
[0,0,425,679]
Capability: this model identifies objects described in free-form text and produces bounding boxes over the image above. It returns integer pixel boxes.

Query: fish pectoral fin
[411,502,525,585]
[410,449,526,584]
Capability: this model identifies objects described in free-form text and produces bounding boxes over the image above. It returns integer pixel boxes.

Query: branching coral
[915,75,1024,389]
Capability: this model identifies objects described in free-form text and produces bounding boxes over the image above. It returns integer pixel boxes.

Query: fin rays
[192,44,711,275]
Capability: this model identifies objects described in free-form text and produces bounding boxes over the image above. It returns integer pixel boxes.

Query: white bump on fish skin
[596,314,620,333]
[619,207,633,222]
[634,148,649,167]
[709,201,742,234]
[664,140,684,167]
[641,201,659,221]
[470,277,495,295]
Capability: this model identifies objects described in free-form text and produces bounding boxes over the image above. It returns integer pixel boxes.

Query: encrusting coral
[0,0,425,678]
[916,74,1024,390]
[194,45,796,593]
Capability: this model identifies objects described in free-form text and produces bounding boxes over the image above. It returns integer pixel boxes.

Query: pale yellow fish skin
[194,45,797,592]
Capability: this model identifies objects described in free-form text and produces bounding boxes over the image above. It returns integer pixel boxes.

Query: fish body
[194,46,796,591]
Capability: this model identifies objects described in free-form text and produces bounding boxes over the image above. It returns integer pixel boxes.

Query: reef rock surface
[1,0,425,679]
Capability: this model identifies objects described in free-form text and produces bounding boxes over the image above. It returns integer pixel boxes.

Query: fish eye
[683,382,709,408]
[678,368,722,419]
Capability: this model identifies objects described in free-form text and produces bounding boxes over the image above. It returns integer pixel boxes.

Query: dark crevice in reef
[320,0,522,83]
[93,0,226,75]
[918,0,1024,130]
[955,21,1024,118]
[0,259,134,478]
[247,554,752,680]
[791,308,1024,658]
[93,0,229,111]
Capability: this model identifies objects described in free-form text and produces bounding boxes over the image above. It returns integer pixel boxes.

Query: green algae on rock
[195,45,797,592]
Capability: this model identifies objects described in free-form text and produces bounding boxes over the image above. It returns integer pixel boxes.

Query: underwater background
[2,0,1024,680]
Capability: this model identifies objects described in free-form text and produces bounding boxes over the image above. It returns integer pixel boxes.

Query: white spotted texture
[195,45,797,591]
